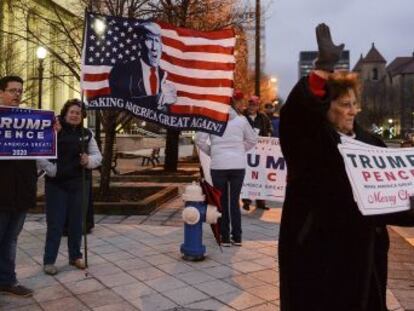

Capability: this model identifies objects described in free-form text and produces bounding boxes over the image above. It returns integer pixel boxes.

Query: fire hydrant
[180,182,221,261]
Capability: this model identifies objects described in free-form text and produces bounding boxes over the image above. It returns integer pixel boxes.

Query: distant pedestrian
[38,99,102,275]
[243,96,272,211]
[264,102,280,138]
[196,90,257,247]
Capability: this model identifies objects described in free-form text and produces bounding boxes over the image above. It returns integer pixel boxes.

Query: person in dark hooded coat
[278,23,414,311]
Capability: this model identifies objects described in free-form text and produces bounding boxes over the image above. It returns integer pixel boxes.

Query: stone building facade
[354,43,414,137]
[0,0,81,112]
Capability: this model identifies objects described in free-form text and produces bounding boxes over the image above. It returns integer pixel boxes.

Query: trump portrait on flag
[108,21,177,112]
[82,12,237,135]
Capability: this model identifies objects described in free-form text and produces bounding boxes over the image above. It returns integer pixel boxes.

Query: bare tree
[1,0,250,197]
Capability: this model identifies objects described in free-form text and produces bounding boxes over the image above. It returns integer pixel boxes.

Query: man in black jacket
[243,96,272,211]
[0,76,34,297]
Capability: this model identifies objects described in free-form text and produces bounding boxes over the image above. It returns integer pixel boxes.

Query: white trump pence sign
[199,137,286,202]
[338,136,414,215]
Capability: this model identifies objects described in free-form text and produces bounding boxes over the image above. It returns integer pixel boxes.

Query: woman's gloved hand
[314,23,345,72]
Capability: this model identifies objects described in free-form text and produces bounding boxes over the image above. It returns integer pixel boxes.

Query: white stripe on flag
[82,65,112,74]
[174,97,230,113]
[81,81,109,90]
[162,45,235,63]
[160,60,233,79]
[161,30,236,47]
[173,82,233,97]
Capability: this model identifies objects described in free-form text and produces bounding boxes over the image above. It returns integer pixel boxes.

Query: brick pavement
[387,228,414,311]
[0,199,411,310]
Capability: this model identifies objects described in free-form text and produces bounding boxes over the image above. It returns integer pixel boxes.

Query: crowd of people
[0,76,102,296]
[0,74,279,298]
[1,22,414,311]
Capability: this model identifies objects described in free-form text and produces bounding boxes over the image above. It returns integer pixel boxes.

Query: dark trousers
[242,198,266,208]
[44,180,87,265]
[0,211,26,286]
[211,169,245,241]
[64,178,94,232]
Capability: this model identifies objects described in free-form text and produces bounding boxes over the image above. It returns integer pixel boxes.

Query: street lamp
[94,19,106,35]
[269,76,278,101]
[36,46,47,109]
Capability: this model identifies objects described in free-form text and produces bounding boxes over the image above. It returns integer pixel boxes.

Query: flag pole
[80,8,90,277]
[81,97,88,275]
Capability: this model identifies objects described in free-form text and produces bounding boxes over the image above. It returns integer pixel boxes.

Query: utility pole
[255,0,261,97]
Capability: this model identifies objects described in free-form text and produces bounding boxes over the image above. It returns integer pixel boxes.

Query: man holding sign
[278,25,414,311]
[0,76,34,297]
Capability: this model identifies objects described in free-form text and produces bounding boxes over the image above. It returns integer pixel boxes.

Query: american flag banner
[81,12,236,135]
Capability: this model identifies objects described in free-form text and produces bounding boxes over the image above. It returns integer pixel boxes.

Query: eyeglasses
[337,101,361,112]
[5,88,23,95]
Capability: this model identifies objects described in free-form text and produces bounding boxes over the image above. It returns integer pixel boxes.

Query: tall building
[298,50,350,78]
[353,43,414,136]
[0,0,80,112]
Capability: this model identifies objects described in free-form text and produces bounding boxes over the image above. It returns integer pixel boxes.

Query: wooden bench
[111,144,119,174]
[141,147,161,167]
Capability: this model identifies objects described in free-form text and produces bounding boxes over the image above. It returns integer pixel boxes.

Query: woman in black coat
[278,24,414,311]
[37,99,102,275]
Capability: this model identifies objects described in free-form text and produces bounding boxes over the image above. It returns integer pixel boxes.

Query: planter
[111,168,200,183]
[35,185,179,215]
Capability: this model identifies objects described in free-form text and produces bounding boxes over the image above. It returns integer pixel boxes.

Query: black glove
[314,23,345,72]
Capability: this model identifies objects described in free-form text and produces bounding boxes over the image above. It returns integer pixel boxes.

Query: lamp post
[36,47,47,109]
[388,118,394,139]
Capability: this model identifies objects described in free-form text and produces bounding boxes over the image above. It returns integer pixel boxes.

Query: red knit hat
[232,89,244,100]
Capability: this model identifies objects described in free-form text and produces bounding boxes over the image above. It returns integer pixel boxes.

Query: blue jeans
[44,180,86,265]
[211,169,245,241]
[0,211,26,286]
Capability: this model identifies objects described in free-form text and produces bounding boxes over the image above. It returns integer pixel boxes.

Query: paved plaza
[1,197,413,310]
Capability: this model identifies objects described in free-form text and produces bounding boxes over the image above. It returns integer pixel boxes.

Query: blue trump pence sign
[0,107,57,159]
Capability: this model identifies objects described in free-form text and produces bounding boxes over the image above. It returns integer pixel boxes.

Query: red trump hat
[232,89,244,100]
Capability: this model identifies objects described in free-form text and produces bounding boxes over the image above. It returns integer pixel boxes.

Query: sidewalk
[1,199,411,310]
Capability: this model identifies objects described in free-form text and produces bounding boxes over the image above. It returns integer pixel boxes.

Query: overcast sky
[264,0,414,99]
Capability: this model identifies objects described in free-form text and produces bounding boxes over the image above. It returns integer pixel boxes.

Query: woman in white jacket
[196,91,257,246]
[37,99,102,275]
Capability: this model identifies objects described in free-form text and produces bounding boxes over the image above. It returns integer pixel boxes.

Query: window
[372,68,378,81]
